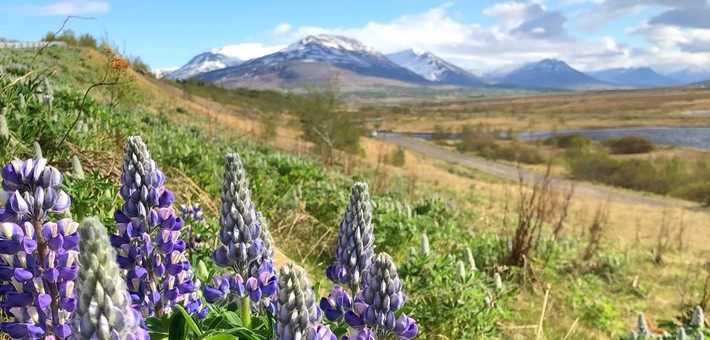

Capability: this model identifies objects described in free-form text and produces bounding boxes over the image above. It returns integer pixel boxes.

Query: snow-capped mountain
[196,35,429,89]
[151,67,178,79]
[165,52,242,81]
[492,59,607,90]
[589,67,680,88]
[667,66,710,84]
[386,49,486,87]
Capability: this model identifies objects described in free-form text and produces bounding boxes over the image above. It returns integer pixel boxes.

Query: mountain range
[195,35,428,89]
[386,48,487,87]
[488,59,608,90]
[589,67,680,88]
[167,34,709,91]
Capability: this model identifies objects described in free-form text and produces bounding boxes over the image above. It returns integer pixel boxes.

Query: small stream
[376,126,710,150]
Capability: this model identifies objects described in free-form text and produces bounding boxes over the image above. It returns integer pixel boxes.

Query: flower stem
[33,216,60,335]
[240,295,252,329]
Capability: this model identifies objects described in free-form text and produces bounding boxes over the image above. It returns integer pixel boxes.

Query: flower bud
[691,305,705,328]
[71,156,85,179]
[465,247,476,271]
[419,234,430,256]
[33,142,42,159]
[71,217,148,340]
[276,263,321,340]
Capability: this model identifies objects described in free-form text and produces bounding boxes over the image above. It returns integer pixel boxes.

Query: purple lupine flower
[342,328,375,340]
[213,153,265,278]
[344,252,418,340]
[319,286,352,322]
[110,136,202,319]
[306,323,337,340]
[276,263,324,340]
[327,183,374,294]
[0,156,78,339]
[179,203,204,250]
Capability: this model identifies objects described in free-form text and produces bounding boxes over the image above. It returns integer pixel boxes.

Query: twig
[535,284,550,340]
[562,317,580,340]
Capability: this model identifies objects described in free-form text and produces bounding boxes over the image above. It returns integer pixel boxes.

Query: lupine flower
[0,111,9,140]
[465,247,476,271]
[494,272,504,290]
[697,332,705,340]
[212,153,264,278]
[306,323,337,340]
[33,142,42,159]
[71,217,149,340]
[677,326,687,340]
[456,260,466,280]
[179,203,204,251]
[691,305,705,328]
[342,328,375,340]
[258,212,275,264]
[638,313,651,337]
[110,136,203,318]
[326,182,374,294]
[630,331,638,340]
[276,263,330,340]
[70,156,84,180]
[245,261,278,312]
[419,234,430,256]
[319,286,352,322]
[0,157,77,339]
[344,252,418,340]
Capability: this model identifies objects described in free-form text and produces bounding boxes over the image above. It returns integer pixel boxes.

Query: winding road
[381,135,690,208]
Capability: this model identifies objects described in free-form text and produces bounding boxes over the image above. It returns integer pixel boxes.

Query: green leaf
[145,317,169,334]
[168,310,188,340]
[174,304,203,336]
[313,281,321,301]
[223,311,242,327]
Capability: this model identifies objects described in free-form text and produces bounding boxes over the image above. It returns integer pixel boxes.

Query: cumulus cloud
[273,2,631,71]
[23,0,109,16]
[649,8,710,29]
[576,0,707,31]
[272,23,292,35]
[213,43,287,61]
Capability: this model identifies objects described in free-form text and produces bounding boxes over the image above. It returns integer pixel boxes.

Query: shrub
[387,146,406,167]
[672,181,710,206]
[543,133,590,149]
[601,136,655,154]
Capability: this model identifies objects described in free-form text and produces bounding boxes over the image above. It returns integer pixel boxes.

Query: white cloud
[25,0,109,16]
[213,43,287,61]
[272,23,292,35]
[275,3,629,71]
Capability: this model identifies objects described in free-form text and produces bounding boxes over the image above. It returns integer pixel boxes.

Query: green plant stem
[240,295,252,329]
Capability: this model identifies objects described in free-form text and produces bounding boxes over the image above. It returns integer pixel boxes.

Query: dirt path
[382,135,695,208]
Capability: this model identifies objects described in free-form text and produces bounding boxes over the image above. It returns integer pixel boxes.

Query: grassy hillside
[2,46,710,339]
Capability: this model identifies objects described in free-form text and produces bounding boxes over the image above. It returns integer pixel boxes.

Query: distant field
[357,87,710,133]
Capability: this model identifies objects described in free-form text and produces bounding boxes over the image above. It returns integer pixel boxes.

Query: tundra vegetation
[0,37,709,339]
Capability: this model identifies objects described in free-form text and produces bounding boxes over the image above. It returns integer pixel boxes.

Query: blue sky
[2,0,710,72]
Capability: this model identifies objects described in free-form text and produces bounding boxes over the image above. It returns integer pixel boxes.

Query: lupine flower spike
[276,263,335,340]
[677,326,687,340]
[212,153,264,277]
[456,260,466,280]
[70,156,84,180]
[71,217,149,340]
[0,157,77,338]
[419,234,430,256]
[33,142,42,159]
[109,136,204,318]
[0,111,9,140]
[691,305,705,328]
[345,252,418,340]
[326,182,375,295]
[205,154,277,328]
[494,272,504,290]
[466,247,476,271]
